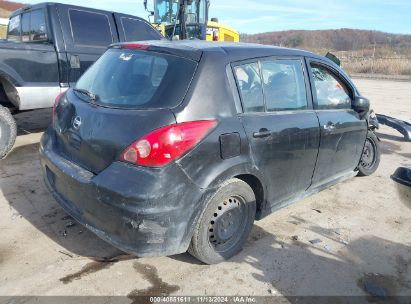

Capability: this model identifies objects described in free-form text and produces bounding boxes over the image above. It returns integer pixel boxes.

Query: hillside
[241,29,411,76]
[241,29,411,55]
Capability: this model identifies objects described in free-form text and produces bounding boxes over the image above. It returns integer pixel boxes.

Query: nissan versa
[40,41,380,264]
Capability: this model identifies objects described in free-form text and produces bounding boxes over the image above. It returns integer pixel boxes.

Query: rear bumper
[39,129,211,257]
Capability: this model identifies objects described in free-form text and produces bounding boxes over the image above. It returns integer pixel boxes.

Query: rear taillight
[52,92,64,123]
[121,43,150,50]
[120,120,218,167]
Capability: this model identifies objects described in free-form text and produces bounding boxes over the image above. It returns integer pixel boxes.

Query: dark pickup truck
[0,2,162,159]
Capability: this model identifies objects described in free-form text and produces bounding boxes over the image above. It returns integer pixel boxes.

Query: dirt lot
[0,78,410,299]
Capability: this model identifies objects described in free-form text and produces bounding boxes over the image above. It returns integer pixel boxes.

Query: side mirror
[352,96,370,114]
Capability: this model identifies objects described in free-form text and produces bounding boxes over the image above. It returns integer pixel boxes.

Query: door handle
[323,122,336,131]
[253,128,271,138]
[70,55,81,69]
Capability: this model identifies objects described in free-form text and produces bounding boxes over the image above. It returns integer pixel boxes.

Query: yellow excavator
[143,0,239,42]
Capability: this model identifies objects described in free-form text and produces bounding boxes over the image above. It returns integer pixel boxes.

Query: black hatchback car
[40,41,380,264]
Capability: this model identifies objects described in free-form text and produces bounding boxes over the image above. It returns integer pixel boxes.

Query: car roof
[117,40,334,65]
[10,2,149,23]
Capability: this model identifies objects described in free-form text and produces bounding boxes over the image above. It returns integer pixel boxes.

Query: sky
[23,0,411,34]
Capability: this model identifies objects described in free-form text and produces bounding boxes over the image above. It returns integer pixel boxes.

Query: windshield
[154,0,206,25]
[75,48,197,109]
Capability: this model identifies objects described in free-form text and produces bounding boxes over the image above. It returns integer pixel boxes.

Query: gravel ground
[0,79,410,299]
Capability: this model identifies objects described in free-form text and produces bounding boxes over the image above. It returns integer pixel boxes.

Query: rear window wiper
[73,88,98,103]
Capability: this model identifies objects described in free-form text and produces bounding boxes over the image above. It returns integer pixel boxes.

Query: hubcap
[208,196,247,252]
[361,138,376,169]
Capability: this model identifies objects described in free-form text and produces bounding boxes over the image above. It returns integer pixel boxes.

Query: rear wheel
[357,131,380,176]
[188,178,256,265]
[0,105,17,159]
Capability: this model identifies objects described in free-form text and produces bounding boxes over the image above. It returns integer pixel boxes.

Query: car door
[234,58,320,209]
[4,9,60,110]
[307,59,368,187]
[57,5,120,85]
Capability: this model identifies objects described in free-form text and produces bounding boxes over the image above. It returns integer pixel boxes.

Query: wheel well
[235,174,265,217]
[0,77,16,109]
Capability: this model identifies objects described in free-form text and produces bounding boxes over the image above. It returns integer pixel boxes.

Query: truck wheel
[0,105,17,159]
[357,131,380,176]
[188,178,256,265]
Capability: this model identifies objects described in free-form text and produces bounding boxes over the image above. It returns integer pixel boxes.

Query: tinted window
[69,10,113,47]
[30,9,48,41]
[7,15,21,42]
[20,10,48,42]
[234,62,264,113]
[76,48,197,109]
[261,59,308,111]
[311,64,352,110]
[121,18,161,41]
[21,13,30,42]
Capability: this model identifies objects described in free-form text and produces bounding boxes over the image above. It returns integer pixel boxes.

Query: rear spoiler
[110,42,203,62]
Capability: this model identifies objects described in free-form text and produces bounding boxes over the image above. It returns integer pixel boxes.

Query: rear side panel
[173,51,263,195]
[173,51,238,122]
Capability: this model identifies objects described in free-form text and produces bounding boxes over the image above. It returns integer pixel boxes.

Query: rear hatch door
[54,90,176,174]
[53,46,198,174]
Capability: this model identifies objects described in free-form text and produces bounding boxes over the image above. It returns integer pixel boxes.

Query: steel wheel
[208,195,248,253]
[361,138,377,170]
[188,178,256,264]
[357,131,381,177]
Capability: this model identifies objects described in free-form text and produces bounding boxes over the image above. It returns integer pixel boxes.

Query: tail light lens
[120,120,218,167]
[52,92,65,123]
[121,43,150,50]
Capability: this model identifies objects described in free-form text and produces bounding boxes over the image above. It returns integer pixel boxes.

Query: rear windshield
[75,48,197,109]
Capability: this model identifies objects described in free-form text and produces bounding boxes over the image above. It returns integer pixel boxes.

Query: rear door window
[21,9,48,42]
[30,9,48,41]
[8,10,47,42]
[75,48,197,109]
[310,63,352,110]
[234,62,265,113]
[21,12,30,42]
[121,17,161,41]
[7,15,21,41]
[69,10,113,47]
[261,59,308,111]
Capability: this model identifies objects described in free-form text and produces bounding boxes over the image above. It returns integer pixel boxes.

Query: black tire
[357,131,380,176]
[188,178,256,265]
[0,105,17,160]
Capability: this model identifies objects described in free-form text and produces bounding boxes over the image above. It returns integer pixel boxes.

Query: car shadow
[231,222,411,299]
[14,108,52,136]
[375,131,406,143]
[1,142,126,260]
